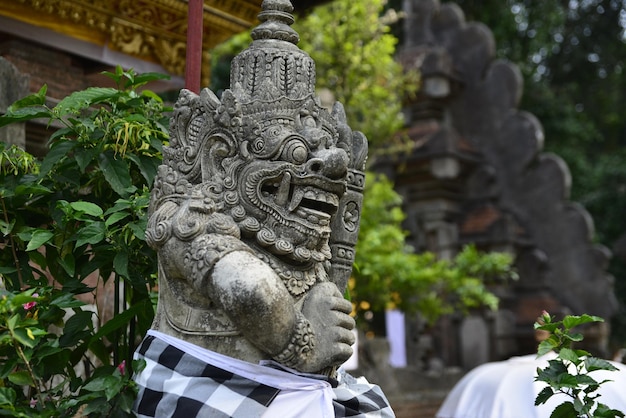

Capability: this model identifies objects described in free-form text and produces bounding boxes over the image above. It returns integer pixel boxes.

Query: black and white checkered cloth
[133,330,395,417]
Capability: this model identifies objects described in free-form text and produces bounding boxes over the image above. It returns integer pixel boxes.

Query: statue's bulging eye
[302,115,317,128]
[281,138,308,164]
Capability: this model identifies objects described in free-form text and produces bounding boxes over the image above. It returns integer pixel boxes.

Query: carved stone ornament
[145,0,367,375]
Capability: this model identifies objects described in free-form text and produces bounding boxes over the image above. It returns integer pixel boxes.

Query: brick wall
[0,38,90,100]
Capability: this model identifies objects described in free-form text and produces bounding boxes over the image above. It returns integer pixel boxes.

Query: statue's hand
[298,281,355,373]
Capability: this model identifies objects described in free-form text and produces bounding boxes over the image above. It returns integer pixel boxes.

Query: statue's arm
[210,251,297,356]
[211,251,356,373]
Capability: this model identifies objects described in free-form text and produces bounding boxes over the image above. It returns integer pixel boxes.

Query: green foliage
[352,173,516,326]
[295,0,417,146]
[0,66,167,415]
[0,287,145,416]
[535,312,625,418]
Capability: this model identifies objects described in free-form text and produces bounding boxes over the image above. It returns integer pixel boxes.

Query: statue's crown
[230,0,316,104]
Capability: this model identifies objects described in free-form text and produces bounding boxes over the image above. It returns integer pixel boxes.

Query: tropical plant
[535,312,625,418]
[0,66,168,416]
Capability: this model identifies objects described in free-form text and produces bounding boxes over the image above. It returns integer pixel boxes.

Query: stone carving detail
[145,0,367,374]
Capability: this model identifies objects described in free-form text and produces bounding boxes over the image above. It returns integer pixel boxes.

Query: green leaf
[0,85,49,127]
[563,314,603,330]
[133,72,170,87]
[54,87,118,116]
[7,370,33,387]
[27,250,47,271]
[90,298,151,343]
[51,292,86,309]
[82,375,122,400]
[536,360,569,383]
[25,229,54,252]
[113,251,129,278]
[74,146,100,173]
[12,328,38,348]
[575,374,598,386]
[88,338,109,365]
[129,221,146,240]
[15,226,35,242]
[127,153,160,185]
[98,151,136,197]
[59,253,76,276]
[559,348,580,364]
[80,398,108,416]
[537,340,555,357]
[594,403,626,418]
[0,106,50,127]
[104,199,132,215]
[573,396,587,414]
[62,311,95,346]
[565,332,584,342]
[574,348,591,357]
[116,389,136,413]
[70,201,103,217]
[585,357,619,372]
[556,373,579,388]
[0,266,17,275]
[48,126,74,143]
[13,183,51,197]
[535,386,554,405]
[102,66,123,84]
[0,357,18,380]
[39,141,76,177]
[7,85,47,111]
[0,387,16,406]
[7,314,20,331]
[75,222,106,248]
[549,401,577,418]
[141,89,164,102]
[535,322,560,333]
[34,342,65,360]
[150,136,165,152]
[0,219,15,236]
[105,211,130,227]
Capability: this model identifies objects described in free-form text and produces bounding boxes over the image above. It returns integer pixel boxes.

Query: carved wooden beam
[0,0,261,77]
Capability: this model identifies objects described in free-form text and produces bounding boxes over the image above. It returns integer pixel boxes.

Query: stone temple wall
[373,0,618,372]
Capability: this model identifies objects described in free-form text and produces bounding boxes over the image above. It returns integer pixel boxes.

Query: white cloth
[133,330,395,418]
[436,352,626,418]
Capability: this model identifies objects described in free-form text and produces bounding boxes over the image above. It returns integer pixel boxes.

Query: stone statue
[133,1,393,416]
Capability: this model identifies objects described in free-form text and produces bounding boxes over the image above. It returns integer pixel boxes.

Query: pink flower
[23,293,39,311]
[117,360,126,376]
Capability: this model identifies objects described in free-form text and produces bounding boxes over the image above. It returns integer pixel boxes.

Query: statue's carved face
[235,99,349,265]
